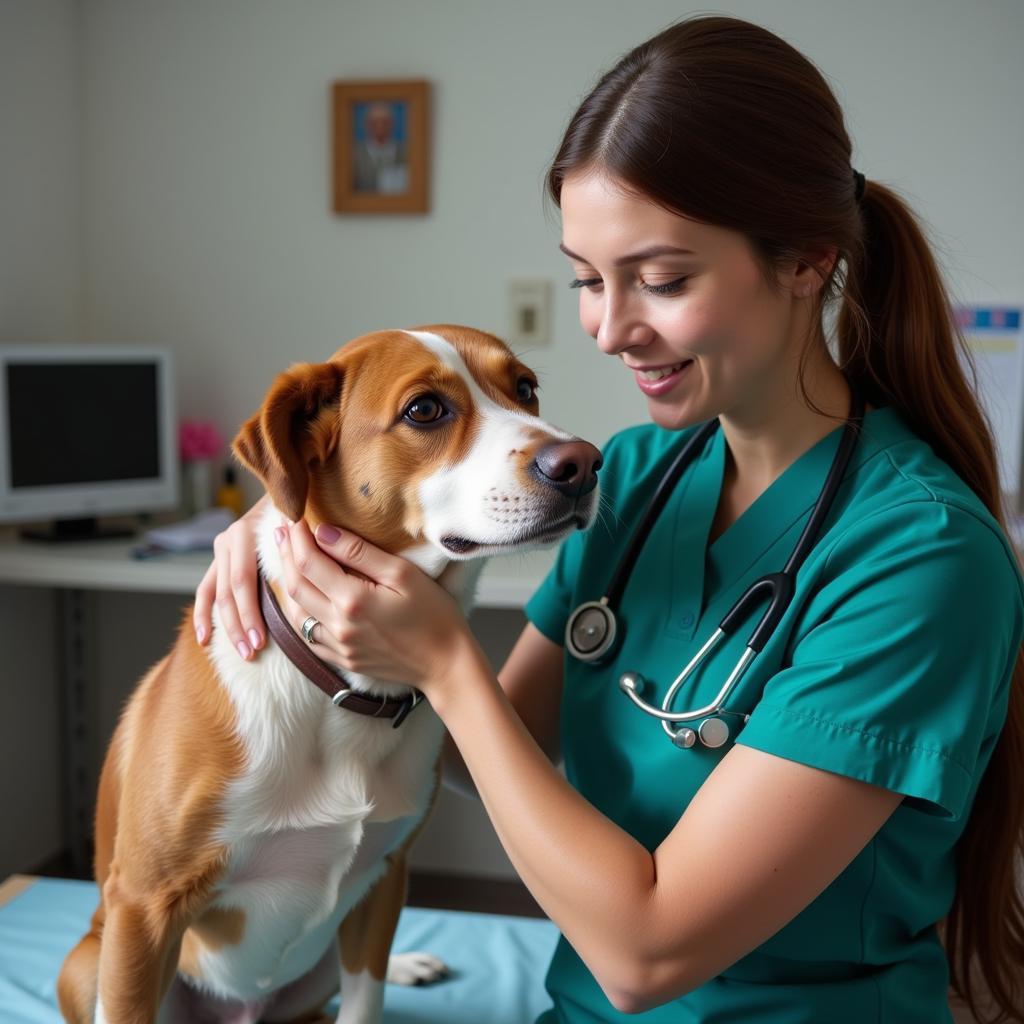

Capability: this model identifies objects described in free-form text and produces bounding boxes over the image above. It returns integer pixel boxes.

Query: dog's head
[232,325,601,560]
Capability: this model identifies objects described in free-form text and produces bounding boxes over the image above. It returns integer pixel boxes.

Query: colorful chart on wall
[954,306,1024,504]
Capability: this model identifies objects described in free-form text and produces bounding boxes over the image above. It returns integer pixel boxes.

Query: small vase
[184,459,214,516]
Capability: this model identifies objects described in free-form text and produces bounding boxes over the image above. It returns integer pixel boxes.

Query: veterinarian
[194,16,1024,1023]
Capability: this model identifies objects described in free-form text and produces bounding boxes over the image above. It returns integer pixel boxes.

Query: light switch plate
[507,279,552,346]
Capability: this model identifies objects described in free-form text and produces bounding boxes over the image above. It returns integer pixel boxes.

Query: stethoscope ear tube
[603,418,720,611]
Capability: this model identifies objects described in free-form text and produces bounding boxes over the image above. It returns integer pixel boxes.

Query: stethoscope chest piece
[669,720,730,749]
[566,599,618,663]
[697,717,730,748]
[675,716,733,749]
[672,727,697,749]
[620,671,733,750]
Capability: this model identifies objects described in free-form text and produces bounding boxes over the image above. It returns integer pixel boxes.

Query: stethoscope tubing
[604,418,720,611]
[566,387,866,747]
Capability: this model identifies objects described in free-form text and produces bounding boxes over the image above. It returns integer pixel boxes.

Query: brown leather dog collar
[258,575,424,729]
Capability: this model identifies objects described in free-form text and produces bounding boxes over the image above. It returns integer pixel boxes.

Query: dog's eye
[404,395,446,424]
[516,377,538,403]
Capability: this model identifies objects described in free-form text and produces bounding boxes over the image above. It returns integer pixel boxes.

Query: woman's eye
[569,276,689,295]
[404,395,446,424]
[516,377,538,402]
[642,276,690,296]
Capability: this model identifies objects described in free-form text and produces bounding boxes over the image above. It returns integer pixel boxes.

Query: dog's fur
[56,325,600,1024]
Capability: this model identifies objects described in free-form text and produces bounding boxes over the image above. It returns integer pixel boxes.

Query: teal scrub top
[524,405,1024,1024]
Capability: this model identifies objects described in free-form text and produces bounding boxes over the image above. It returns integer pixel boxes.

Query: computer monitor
[0,345,179,539]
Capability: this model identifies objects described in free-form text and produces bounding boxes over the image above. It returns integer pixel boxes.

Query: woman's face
[559,169,815,432]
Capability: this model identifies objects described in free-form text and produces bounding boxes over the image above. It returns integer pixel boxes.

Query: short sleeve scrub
[524,405,1024,1024]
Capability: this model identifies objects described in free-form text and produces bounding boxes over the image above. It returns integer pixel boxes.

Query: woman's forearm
[432,638,659,1004]
[440,730,479,801]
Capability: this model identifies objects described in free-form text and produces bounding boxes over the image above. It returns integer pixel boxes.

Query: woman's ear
[791,246,839,298]
[232,360,345,521]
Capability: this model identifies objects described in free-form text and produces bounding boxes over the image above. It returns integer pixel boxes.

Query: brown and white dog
[56,325,601,1024]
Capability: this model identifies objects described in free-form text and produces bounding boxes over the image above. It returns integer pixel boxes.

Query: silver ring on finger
[301,615,320,645]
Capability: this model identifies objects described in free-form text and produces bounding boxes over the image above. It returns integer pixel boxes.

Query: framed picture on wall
[331,79,430,214]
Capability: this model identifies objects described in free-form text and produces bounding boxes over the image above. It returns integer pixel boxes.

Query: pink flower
[179,419,223,462]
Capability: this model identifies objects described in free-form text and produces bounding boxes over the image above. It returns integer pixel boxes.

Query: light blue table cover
[0,877,559,1023]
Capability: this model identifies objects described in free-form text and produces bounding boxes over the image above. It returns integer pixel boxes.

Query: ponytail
[838,180,1024,1023]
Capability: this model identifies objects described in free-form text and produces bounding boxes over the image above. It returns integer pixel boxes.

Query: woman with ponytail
[199,14,1024,1023]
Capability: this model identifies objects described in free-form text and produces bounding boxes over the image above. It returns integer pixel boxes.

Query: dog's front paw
[386,950,450,985]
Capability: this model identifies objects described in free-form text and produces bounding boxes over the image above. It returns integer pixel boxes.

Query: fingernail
[237,640,252,659]
[196,625,206,644]
[274,527,286,545]
[316,524,341,544]
[248,628,261,649]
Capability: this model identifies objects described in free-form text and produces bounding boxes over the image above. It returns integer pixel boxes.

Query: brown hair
[546,16,1023,1023]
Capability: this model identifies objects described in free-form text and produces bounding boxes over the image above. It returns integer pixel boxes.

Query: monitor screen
[0,345,178,525]
[6,362,162,488]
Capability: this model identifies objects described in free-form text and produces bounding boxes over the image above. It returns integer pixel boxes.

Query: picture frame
[331,79,430,214]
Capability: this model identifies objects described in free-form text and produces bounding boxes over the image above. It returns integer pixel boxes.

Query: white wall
[77,0,1024,504]
[3,0,1022,880]
[0,0,82,340]
[0,0,82,879]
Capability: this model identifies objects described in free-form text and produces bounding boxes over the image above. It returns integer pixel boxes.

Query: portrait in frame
[331,80,430,214]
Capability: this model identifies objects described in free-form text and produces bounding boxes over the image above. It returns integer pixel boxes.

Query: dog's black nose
[533,440,602,498]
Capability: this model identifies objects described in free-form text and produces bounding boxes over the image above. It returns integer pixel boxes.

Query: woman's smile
[629,358,695,396]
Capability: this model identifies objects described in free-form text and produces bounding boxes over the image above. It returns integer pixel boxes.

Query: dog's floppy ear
[232,360,344,522]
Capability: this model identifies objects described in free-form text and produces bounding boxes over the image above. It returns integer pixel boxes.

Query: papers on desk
[133,507,236,556]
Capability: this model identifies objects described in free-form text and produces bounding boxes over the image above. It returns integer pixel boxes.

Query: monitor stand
[20,516,137,543]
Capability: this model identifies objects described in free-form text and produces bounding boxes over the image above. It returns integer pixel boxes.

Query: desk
[0,533,554,607]
[0,531,553,873]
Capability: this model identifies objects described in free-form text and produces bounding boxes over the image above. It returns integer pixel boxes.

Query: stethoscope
[565,388,865,750]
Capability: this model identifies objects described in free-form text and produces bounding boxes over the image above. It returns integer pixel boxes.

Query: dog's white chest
[208,609,441,821]
[199,813,414,998]
[199,621,444,998]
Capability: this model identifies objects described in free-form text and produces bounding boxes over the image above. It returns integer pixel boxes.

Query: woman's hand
[193,494,269,659]
[274,518,482,701]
